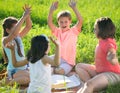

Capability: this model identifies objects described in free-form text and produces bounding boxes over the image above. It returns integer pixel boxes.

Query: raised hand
[69,0,76,8]
[50,1,58,11]
[22,4,31,18]
[49,37,59,47]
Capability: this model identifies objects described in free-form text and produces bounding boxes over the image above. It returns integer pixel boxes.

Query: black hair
[27,35,49,63]
[2,17,18,37]
[94,17,115,39]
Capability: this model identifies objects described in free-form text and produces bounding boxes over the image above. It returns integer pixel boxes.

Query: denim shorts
[8,69,18,79]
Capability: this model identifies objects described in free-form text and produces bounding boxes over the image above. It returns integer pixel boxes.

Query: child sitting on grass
[8,35,60,93]
[48,0,83,75]
[76,17,120,93]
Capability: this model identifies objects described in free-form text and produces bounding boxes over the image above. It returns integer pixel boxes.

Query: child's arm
[7,42,28,67]
[19,5,32,38]
[107,48,119,65]
[42,37,60,66]
[48,1,58,32]
[69,0,83,31]
[3,6,31,46]
[50,37,60,66]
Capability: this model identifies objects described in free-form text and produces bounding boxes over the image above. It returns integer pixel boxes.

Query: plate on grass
[52,74,81,89]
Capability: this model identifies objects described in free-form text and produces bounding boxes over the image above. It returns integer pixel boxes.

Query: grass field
[0,0,120,92]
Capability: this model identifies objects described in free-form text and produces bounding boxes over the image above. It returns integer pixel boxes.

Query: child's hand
[5,41,15,51]
[50,1,58,11]
[22,4,31,18]
[69,0,76,8]
[49,37,59,47]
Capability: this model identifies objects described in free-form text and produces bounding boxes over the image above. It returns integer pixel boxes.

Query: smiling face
[58,16,71,32]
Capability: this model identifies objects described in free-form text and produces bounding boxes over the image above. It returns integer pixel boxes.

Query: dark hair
[2,17,18,37]
[57,10,71,21]
[94,17,115,39]
[27,35,49,63]
[2,17,23,63]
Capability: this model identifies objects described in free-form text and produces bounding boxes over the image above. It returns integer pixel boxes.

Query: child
[2,5,32,85]
[8,35,60,93]
[48,0,83,75]
[76,17,120,93]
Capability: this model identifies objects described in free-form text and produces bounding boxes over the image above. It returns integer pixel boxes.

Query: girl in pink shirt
[48,0,83,75]
[76,17,120,93]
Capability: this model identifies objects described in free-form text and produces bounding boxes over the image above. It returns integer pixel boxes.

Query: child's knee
[23,76,30,84]
[19,76,30,85]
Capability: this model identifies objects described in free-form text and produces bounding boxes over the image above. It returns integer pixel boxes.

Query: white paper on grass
[52,74,81,89]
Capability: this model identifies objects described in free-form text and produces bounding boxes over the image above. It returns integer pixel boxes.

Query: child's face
[58,17,71,31]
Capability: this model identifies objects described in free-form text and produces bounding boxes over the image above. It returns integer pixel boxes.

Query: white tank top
[28,59,51,93]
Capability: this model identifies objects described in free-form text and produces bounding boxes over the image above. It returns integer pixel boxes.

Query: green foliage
[76,33,97,64]
[0,80,19,93]
[106,83,120,93]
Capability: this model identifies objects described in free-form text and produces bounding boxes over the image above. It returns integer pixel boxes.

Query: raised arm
[50,37,60,66]
[107,48,119,65]
[3,7,31,46]
[48,1,58,32]
[42,37,60,66]
[7,42,28,67]
[69,0,83,31]
[19,5,32,38]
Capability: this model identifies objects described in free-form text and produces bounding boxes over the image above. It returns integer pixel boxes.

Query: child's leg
[77,72,120,93]
[13,70,29,78]
[11,70,30,85]
[75,63,96,82]
[54,59,73,75]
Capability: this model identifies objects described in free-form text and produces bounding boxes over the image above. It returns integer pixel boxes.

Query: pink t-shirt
[95,38,120,74]
[52,26,80,66]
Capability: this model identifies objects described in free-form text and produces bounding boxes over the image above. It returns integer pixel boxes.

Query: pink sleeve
[71,26,81,35]
[52,27,59,37]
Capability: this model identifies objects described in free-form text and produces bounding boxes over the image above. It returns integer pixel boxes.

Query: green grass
[0,0,120,92]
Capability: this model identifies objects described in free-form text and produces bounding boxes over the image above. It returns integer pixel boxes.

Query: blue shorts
[7,68,27,79]
[8,69,19,79]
